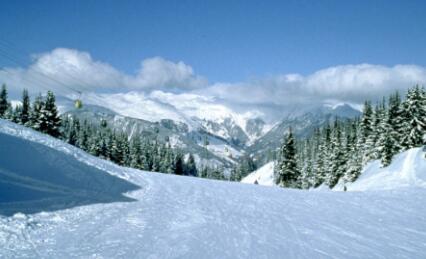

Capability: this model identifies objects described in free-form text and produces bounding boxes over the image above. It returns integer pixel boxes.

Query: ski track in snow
[1,120,426,258]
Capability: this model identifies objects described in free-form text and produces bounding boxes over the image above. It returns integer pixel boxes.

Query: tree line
[275,85,426,189]
[0,84,229,178]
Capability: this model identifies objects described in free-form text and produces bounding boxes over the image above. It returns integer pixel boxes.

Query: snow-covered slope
[82,91,268,141]
[241,161,275,186]
[334,147,426,191]
[1,120,426,258]
[242,147,426,191]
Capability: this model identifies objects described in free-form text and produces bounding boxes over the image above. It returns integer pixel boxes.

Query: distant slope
[247,105,361,164]
[242,147,426,191]
[1,120,426,258]
[334,147,426,191]
[63,105,243,168]
[241,161,275,186]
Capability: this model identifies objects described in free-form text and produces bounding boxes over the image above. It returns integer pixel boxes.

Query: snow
[334,147,426,191]
[242,147,426,192]
[81,91,269,141]
[241,161,275,186]
[1,120,426,258]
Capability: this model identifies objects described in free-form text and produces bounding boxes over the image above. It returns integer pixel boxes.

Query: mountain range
[57,91,361,169]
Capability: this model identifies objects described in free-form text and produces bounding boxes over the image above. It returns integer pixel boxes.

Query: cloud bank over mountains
[1,48,425,110]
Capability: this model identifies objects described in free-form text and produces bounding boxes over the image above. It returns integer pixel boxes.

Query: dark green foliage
[39,91,61,137]
[0,84,8,117]
[20,89,31,125]
[174,153,184,175]
[184,153,198,176]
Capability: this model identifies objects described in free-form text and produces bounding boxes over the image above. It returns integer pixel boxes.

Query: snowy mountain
[58,91,360,169]
[242,147,426,191]
[1,120,426,258]
[63,104,243,168]
[247,106,361,164]
[81,91,268,142]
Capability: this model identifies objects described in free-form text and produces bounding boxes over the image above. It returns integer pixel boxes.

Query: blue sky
[1,0,426,82]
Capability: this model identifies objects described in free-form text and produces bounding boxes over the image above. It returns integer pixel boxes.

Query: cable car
[75,99,83,109]
[74,91,83,109]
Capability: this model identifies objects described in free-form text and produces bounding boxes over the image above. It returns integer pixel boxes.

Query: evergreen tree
[39,91,61,137]
[358,101,374,164]
[0,84,8,117]
[3,102,14,120]
[29,94,44,130]
[401,85,426,148]
[387,91,404,152]
[275,128,300,188]
[174,153,184,175]
[326,119,346,188]
[185,153,198,176]
[380,128,394,167]
[20,89,31,125]
[129,137,143,169]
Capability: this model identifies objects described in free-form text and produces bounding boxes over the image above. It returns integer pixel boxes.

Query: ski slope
[334,147,426,191]
[243,147,426,192]
[1,120,426,258]
[241,161,275,186]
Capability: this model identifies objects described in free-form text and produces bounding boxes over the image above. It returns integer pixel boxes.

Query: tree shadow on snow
[0,132,140,216]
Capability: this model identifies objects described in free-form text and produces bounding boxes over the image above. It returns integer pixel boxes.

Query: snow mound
[241,161,275,186]
[335,147,426,191]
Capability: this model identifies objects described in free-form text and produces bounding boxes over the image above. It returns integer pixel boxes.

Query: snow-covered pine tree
[20,89,31,126]
[326,119,346,188]
[343,120,362,183]
[185,153,198,176]
[275,128,300,188]
[387,91,404,152]
[109,132,121,164]
[129,136,143,169]
[401,85,426,148]
[358,101,374,164]
[311,128,324,187]
[39,91,61,137]
[29,94,44,130]
[77,119,90,151]
[376,101,398,167]
[12,105,22,123]
[66,118,79,145]
[365,103,381,161]
[380,127,394,167]
[174,153,184,175]
[3,102,14,120]
[0,84,8,117]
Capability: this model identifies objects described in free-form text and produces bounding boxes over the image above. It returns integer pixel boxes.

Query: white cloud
[0,48,206,97]
[129,57,207,90]
[1,48,425,116]
[201,64,426,107]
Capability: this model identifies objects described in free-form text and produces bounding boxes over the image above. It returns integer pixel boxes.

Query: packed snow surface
[241,161,275,186]
[1,120,426,258]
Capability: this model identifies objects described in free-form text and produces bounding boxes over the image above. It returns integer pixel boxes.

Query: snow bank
[335,147,426,191]
[241,161,275,186]
[0,120,139,216]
